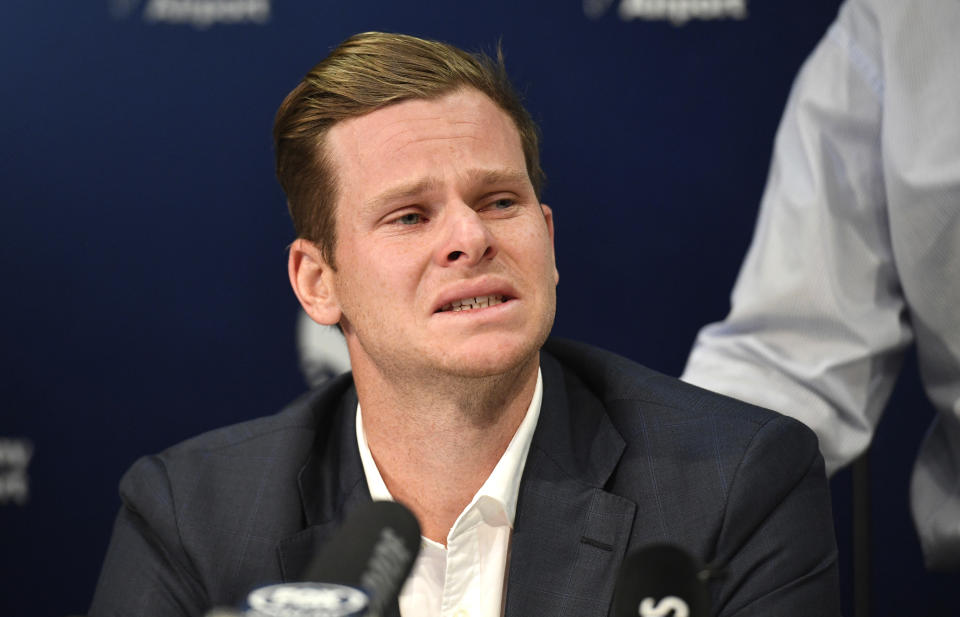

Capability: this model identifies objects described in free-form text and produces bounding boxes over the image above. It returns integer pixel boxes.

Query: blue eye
[397,213,422,225]
[493,198,514,209]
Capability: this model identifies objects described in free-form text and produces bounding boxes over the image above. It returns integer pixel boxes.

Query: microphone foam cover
[301,500,421,616]
[612,544,710,617]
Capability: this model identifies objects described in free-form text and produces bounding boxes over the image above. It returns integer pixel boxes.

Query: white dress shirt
[682,0,960,569]
[356,369,543,617]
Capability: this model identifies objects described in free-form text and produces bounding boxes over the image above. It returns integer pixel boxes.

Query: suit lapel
[273,351,636,617]
[505,352,636,617]
[276,382,370,580]
[274,381,402,617]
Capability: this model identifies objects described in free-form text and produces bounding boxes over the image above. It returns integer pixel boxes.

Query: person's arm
[682,0,910,475]
[89,455,208,617]
[713,414,840,616]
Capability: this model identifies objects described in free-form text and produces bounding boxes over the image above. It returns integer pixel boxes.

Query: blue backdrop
[1,1,955,615]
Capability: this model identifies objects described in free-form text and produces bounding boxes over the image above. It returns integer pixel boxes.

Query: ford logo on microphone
[247,582,368,617]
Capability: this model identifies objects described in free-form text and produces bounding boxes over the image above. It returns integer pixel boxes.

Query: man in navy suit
[90,32,840,616]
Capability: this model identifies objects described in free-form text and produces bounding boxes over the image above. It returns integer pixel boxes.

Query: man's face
[317,87,558,380]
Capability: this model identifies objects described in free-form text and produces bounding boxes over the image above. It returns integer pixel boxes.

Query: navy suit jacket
[90,339,840,616]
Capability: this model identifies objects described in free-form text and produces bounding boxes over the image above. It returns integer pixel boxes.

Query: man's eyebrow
[466,168,530,188]
[368,177,444,209]
[365,169,531,210]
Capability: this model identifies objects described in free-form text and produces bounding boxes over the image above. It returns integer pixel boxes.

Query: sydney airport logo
[585,0,747,25]
[111,0,271,28]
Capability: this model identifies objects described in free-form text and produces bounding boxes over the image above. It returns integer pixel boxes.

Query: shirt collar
[356,368,543,529]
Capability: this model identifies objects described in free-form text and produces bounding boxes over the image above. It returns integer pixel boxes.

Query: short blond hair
[273,32,544,267]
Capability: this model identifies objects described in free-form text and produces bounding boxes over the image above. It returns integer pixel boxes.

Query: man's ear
[288,238,342,325]
[541,203,560,285]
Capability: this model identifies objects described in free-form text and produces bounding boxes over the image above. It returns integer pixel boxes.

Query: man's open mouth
[438,295,509,312]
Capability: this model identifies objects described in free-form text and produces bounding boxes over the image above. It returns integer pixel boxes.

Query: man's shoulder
[161,372,355,460]
[543,337,815,448]
[118,373,357,509]
[545,337,771,416]
[99,375,360,610]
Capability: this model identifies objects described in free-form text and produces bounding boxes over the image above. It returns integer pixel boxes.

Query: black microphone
[301,500,422,617]
[612,544,711,617]
[207,500,421,617]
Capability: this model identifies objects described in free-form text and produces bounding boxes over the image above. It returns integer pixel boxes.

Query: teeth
[441,295,506,312]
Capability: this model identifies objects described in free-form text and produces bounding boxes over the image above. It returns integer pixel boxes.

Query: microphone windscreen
[301,500,421,616]
[612,544,710,617]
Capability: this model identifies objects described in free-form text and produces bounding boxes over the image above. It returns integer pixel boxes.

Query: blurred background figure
[296,310,350,387]
[683,0,960,571]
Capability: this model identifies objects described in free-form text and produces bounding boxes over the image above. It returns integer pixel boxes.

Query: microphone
[207,500,421,617]
[301,500,422,617]
[612,544,711,617]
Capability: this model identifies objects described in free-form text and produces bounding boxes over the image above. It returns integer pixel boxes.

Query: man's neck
[352,356,540,544]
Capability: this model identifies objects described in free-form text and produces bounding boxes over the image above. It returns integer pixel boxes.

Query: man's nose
[435,203,497,267]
